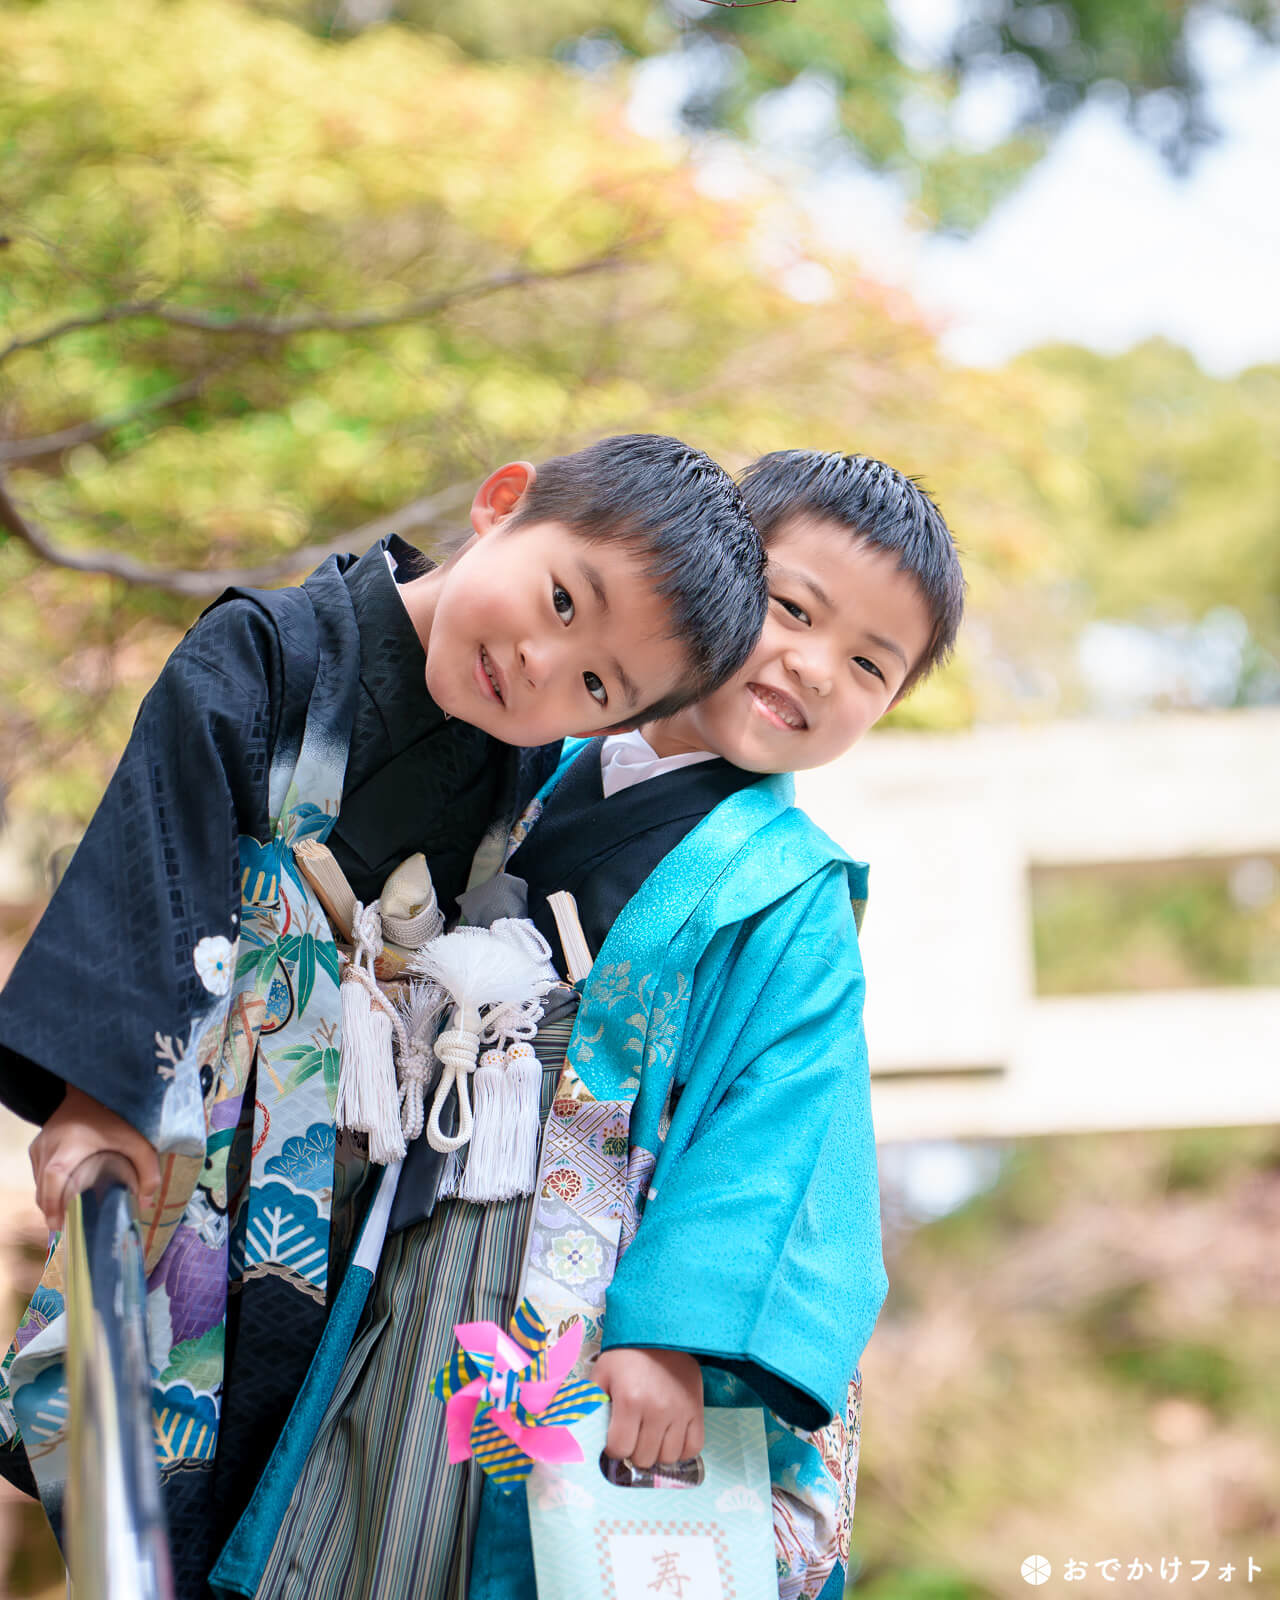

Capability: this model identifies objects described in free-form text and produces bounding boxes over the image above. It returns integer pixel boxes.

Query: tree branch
[0,371,225,463]
[0,250,634,368]
[0,474,470,597]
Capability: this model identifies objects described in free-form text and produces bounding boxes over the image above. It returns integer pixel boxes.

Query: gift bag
[527,1405,778,1600]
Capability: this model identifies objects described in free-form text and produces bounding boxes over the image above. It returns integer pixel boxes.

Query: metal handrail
[63,1151,175,1600]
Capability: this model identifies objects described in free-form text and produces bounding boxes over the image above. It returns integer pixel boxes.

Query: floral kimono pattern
[0,548,556,1600]
[0,569,364,1584]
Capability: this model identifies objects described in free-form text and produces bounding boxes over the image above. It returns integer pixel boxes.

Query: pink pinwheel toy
[430,1297,607,1489]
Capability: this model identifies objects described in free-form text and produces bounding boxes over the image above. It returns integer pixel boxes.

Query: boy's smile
[747,682,808,731]
[645,513,934,773]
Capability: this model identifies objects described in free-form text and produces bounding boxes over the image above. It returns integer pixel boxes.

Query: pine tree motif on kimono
[0,647,357,1516]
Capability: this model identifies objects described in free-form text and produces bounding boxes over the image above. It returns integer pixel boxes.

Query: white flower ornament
[194,935,235,996]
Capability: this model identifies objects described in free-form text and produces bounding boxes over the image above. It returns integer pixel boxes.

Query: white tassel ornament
[435,1149,462,1200]
[394,979,449,1142]
[410,927,552,1159]
[458,1050,510,1201]
[335,901,407,1165]
[505,1041,544,1196]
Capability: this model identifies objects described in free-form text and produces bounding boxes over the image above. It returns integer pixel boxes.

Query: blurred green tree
[0,0,1003,840]
[1,0,1276,859]
[258,0,1280,227]
[1013,341,1280,650]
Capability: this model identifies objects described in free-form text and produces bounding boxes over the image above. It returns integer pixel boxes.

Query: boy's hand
[593,1347,705,1469]
[29,1086,161,1233]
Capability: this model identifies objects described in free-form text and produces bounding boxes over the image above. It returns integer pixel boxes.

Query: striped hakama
[255,1019,572,1600]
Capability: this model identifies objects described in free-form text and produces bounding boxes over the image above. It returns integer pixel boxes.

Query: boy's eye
[773,594,811,626]
[584,671,608,707]
[854,656,885,684]
[552,584,575,623]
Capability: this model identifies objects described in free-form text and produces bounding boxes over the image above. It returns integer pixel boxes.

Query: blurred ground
[857,1127,1280,1598]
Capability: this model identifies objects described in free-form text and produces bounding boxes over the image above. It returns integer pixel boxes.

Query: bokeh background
[1,1,1278,1595]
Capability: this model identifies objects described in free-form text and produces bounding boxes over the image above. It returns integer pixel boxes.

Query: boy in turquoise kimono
[224,451,962,1600]
[482,450,965,1600]
[0,434,767,1600]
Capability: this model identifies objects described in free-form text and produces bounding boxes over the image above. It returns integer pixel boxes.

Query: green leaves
[3,0,1276,849]
[295,932,317,1019]
[233,929,338,1016]
[261,0,1279,199]
[235,941,279,990]
[274,1039,342,1097]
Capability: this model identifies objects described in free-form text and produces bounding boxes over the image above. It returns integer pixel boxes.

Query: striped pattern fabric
[470,1414,527,1488]
[254,1019,573,1600]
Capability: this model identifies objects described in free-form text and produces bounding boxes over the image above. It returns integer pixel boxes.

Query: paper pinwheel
[430,1298,607,1489]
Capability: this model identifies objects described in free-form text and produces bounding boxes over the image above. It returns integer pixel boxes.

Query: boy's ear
[471,461,537,537]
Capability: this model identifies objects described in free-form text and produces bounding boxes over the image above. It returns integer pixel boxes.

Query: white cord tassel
[455,1042,542,1203]
[410,927,552,1157]
[458,1049,509,1201]
[435,1148,461,1200]
[505,1041,544,1197]
[490,917,556,966]
[479,995,543,1049]
[427,1024,482,1153]
[396,1040,434,1144]
[394,979,449,1142]
[335,901,407,1165]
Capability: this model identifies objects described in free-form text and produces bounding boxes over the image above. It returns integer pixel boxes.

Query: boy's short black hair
[738,450,964,695]
[508,434,767,721]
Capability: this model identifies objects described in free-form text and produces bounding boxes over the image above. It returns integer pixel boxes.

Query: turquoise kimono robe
[475,750,887,1599]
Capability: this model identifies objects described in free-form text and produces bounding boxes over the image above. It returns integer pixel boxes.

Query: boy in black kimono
[0,434,766,1599]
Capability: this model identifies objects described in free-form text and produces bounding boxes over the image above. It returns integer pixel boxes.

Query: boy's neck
[395,567,447,654]
[636,716,714,760]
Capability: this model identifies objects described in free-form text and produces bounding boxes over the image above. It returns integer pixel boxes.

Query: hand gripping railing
[63,1152,175,1600]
